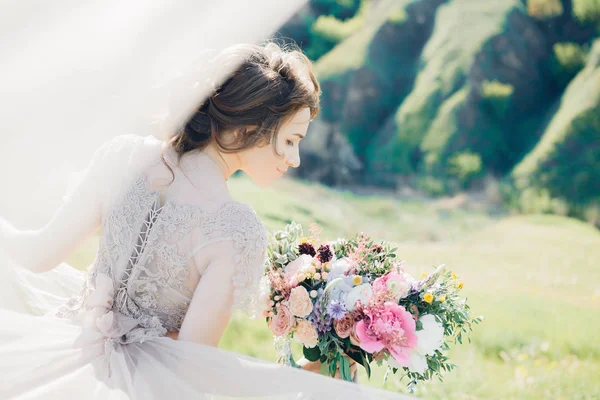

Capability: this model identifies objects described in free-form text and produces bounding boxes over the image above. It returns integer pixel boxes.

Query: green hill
[280,0,600,228]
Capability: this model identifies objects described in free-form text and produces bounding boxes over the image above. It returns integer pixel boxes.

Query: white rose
[407,314,445,374]
[344,283,372,311]
[294,319,318,348]
[288,286,313,317]
[416,315,444,355]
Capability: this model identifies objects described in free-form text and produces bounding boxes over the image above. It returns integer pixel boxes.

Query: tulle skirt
[0,253,414,400]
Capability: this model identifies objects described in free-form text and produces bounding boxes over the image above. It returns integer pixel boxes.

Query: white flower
[386,276,411,300]
[407,314,445,374]
[285,254,312,275]
[344,283,373,311]
[284,255,313,283]
[327,257,354,282]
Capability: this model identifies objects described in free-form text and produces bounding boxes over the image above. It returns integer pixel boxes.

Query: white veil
[0,0,301,226]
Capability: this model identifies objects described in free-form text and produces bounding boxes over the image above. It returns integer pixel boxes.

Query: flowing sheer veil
[0,0,303,226]
[0,1,417,398]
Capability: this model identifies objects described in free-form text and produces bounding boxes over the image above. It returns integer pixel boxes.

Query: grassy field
[68,175,600,400]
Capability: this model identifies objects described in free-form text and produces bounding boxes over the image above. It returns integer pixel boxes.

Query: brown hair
[161,41,320,183]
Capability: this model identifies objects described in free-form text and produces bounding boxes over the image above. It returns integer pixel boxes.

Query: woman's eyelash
[287,140,294,146]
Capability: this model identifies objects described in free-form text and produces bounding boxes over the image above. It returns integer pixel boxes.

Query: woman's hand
[166,331,179,340]
[297,355,358,382]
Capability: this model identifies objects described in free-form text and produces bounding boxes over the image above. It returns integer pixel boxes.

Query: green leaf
[329,355,339,377]
[320,361,329,375]
[303,345,321,362]
[339,355,352,381]
[360,352,371,379]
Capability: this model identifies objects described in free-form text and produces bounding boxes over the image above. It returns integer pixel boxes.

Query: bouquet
[263,222,482,391]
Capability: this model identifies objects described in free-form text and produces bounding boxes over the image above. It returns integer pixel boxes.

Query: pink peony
[355,302,418,366]
[268,303,296,336]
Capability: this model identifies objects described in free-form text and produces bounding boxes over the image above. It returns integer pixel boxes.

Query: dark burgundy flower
[372,245,383,254]
[317,244,333,263]
[298,242,316,257]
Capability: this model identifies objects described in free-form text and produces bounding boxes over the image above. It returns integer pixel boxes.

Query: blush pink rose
[268,303,296,336]
[355,302,417,366]
[349,324,361,346]
[333,313,354,339]
[294,319,319,348]
[288,286,313,317]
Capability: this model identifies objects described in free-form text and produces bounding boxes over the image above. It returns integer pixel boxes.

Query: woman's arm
[0,176,102,273]
[0,136,134,273]
[177,241,237,346]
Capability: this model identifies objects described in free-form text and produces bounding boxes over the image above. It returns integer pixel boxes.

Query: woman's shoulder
[208,201,267,245]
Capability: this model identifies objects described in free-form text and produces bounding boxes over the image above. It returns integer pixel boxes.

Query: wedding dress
[0,134,414,399]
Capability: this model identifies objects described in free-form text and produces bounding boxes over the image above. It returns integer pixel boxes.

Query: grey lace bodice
[53,135,268,345]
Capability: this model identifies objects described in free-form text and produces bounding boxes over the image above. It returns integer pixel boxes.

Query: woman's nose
[287,152,300,168]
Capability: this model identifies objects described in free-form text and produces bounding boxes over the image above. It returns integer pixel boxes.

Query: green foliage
[448,151,483,188]
[415,175,447,197]
[526,0,564,20]
[387,8,407,25]
[480,80,514,119]
[551,42,589,88]
[530,105,600,206]
[573,0,600,29]
[305,0,366,61]
[313,0,361,20]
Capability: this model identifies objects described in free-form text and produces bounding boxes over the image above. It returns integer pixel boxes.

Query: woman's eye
[286,140,294,147]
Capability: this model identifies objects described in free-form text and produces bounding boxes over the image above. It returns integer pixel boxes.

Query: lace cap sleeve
[229,206,269,319]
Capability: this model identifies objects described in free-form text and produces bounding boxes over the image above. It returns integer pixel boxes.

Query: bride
[0,41,414,399]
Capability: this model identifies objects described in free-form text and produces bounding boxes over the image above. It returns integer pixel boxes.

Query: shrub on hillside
[551,42,589,88]
[573,0,600,30]
[480,80,514,119]
[527,0,564,20]
[448,151,484,188]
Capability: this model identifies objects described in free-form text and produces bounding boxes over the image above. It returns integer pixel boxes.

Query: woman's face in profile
[241,107,311,188]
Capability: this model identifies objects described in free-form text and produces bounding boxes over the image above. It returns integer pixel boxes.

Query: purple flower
[326,300,347,320]
[309,300,332,334]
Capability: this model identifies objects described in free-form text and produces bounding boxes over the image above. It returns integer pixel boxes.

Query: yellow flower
[438,295,446,303]
[322,262,330,272]
[352,275,363,286]
[451,273,458,280]
[423,292,434,303]
[456,281,464,290]
[300,237,308,244]
[421,273,428,279]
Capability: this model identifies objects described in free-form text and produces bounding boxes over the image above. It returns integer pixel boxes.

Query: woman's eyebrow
[293,133,305,138]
